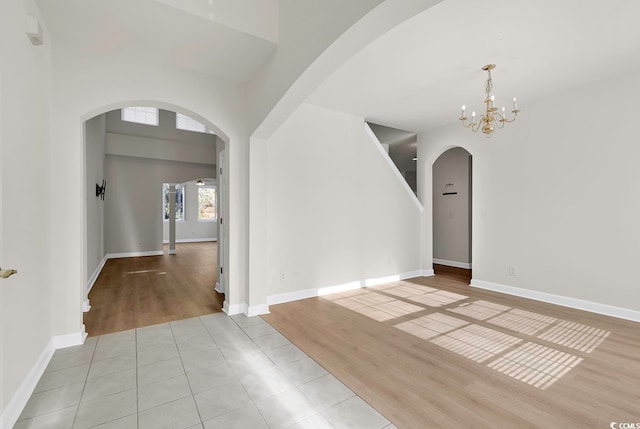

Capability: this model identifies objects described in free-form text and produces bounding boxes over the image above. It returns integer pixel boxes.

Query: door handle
[0,267,17,279]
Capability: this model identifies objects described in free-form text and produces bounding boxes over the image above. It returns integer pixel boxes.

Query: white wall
[103,109,217,250]
[432,147,471,266]
[162,181,217,243]
[0,0,53,420]
[85,114,106,283]
[105,156,215,255]
[246,1,443,311]
[264,104,422,299]
[419,69,640,313]
[47,44,249,337]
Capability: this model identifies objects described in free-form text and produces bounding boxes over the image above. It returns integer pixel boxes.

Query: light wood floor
[84,242,223,337]
[263,274,640,428]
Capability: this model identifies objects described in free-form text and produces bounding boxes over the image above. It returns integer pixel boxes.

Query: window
[176,112,211,134]
[121,107,159,126]
[163,184,185,221]
[198,187,216,221]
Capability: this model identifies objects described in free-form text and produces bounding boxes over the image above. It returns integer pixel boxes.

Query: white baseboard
[433,259,472,269]
[105,250,164,259]
[0,339,55,429]
[82,299,91,313]
[87,255,108,294]
[0,327,87,429]
[223,301,246,316]
[267,269,430,307]
[470,279,640,323]
[246,304,270,317]
[268,288,318,306]
[162,238,217,244]
[53,325,87,349]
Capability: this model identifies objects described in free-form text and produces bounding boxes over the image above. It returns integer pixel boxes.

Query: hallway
[84,242,223,337]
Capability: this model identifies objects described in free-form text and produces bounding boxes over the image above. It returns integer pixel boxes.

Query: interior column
[169,184,176,255]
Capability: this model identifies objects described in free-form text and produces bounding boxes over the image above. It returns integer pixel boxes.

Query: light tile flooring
[16,314,396,429]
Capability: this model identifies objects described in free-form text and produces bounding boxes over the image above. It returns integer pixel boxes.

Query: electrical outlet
[508,266,516,276]
[280,272,285,281]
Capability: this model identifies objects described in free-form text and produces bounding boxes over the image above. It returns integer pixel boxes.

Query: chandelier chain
[484,70,493,95]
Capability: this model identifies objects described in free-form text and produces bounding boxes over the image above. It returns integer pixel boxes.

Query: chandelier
[459,64,520,137]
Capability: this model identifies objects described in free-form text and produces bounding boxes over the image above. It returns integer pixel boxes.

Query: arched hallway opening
[83,106,227,335]
[432,147,472,284]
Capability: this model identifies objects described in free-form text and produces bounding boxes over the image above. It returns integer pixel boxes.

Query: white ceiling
[307,0,640,133]
[154,0,279,43]
[36,0,278,82]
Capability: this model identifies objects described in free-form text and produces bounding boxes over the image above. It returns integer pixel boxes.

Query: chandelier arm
[459,117,474,128]
[501,109,520,123]
[471,119,482,133]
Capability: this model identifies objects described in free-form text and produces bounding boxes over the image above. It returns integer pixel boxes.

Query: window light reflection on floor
[538,321,610,353]
[381,284,438,298]
[351,306,397,322]
[376,300,425,317]
[448,300,511,320]
[394,313,469,340]
[486,308,557,335]
[331,292,425,322]
[430,324,522,363]
[488,342,583,390]
[407,290,468,307]
[320,281,610,391]
[323,289,369,299]
[331,297,368,310]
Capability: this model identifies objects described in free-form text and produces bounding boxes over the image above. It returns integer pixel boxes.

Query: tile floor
[16,313,396,429]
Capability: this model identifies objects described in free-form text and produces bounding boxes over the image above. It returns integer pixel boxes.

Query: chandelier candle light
[459,64,520,137]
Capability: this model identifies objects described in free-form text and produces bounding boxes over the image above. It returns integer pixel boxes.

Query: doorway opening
[83,105,227,335]
[432,147,472,283]
[162,179,217,254]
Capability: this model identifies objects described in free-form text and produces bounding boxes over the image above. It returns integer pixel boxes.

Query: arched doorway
[82,103,229,335]
[432,147,472,282]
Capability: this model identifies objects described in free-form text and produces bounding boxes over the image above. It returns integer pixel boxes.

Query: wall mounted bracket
[96,179,106,200]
